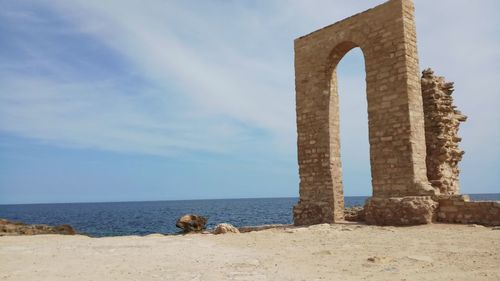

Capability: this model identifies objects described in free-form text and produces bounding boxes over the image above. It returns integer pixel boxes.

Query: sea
[1,194,499,237]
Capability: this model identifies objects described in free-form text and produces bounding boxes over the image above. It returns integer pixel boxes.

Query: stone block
[364,196,437,226]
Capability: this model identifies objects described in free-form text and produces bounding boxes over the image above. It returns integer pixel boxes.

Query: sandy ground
[1,223,499,281]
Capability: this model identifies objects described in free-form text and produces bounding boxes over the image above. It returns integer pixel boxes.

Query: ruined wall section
[421,69,467,195]
[293,0,437,226]
[364,196,437,225]
[437,195,500,226]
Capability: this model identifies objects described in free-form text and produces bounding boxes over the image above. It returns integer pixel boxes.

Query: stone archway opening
[325,42,375,222]
[335,47,371,209]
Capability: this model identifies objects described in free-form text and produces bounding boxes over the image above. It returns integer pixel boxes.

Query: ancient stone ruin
[421,68,467,195]
[293,0,499,226]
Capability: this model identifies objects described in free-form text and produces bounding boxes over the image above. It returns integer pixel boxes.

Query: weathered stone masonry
[420,73,499,226]
[421,68,467,195]
[437,195,500,226]
[293,0,434,226]
[293,0,499,226]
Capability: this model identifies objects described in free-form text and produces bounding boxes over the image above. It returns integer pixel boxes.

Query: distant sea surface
[1,194,499,237]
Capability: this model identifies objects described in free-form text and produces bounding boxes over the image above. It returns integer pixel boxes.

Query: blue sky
[0,0,499,204]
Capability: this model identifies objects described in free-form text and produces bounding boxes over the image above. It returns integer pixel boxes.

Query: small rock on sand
[367,256,386,263]
[213,223,240,234]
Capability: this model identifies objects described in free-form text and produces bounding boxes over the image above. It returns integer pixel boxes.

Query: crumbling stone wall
[364,196,437,225]
[421,69,467,195]
[437,195,500,226]
[293,0,435,226]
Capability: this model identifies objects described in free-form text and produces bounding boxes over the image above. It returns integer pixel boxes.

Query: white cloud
[0,77,250,156]
[0,0,498,188]
[51,0,295,130]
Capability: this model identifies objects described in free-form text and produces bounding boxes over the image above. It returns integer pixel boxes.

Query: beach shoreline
[1,223,499,280]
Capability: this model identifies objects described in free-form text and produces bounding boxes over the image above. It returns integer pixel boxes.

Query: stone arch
[325,42,367,224]
[293,0,436,226]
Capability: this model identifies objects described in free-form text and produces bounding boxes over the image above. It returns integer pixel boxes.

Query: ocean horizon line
[1,195,366,206]
[1,193,499,206]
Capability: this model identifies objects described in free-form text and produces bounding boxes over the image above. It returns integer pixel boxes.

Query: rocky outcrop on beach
[0,218,76,236]
[175,214,207,233]
[213,223,239,234]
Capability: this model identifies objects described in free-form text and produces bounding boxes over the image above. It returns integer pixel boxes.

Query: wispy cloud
[0,0,498,192]
[0,0,297,156]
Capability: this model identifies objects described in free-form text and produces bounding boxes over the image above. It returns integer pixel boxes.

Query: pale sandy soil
[1,223,499,281]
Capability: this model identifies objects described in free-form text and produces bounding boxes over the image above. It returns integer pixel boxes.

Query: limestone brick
[421,69,467,195]
[364,196,438,226]
[437,196,500,226]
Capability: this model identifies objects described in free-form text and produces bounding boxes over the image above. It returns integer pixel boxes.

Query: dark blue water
[0,194,498,237]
